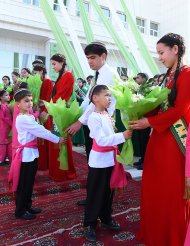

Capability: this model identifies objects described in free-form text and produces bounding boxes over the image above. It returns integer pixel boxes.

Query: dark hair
[32,59,44,66]
[51,53,67,97]
[157,33,185,106]
[22,67,31,75]
[89,85,109,102]
[84,42,107,56]
[87,75,93,81]
[11,71,20,77]
[0,89,7,98]
[33,63,47,79]
[137,73,149,81]
[14,89,32,102]
[153,74,160,79]
[2,75,10,81]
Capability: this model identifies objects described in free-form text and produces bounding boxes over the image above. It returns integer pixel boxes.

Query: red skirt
[138,129,190,246]
[48,135,77,181]
[38,117,51,170]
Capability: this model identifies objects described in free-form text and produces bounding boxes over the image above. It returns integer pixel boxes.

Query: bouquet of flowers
[44,98,82,170]
[27,74,42,106]
[109,77,170,165]
[0,82,13,94]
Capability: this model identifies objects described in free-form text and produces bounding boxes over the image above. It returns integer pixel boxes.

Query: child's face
[0,91,10,103]
[93,89,111,109]
[17,96,33,113]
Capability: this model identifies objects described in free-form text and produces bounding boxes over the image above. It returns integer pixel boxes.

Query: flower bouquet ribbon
[44,98,82,170]
[109,76,171,165]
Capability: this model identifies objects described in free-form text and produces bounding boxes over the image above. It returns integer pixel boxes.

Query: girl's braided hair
[157,33,185,106]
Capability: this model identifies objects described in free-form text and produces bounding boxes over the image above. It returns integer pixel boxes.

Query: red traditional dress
[138,66,190,246]
[49,71,77,181]
[38,78,53,170]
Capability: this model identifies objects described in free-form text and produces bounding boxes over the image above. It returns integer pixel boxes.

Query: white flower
[132,93,144,102]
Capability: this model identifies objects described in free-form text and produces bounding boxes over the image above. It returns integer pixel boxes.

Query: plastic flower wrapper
[125,77,140,93]
[0,83,4,91]
[109,77,170,165]
[6,84,13,94]
[27,74,42,106]
[138,79,154,96]
[44,98,82,170]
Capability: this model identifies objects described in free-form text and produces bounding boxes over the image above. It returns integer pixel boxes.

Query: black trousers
[84,166,114,227]
[15,158,38,216]
[138,127,151,162]
[83,125,93,162]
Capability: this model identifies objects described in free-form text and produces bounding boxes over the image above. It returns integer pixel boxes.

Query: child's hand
[59,137,67,144]
[184,177,190,200]
[123,130,132,140]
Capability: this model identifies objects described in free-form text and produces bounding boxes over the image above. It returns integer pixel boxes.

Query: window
[117,67,128,77]
[0,51,45,80]
[76,1,89,16]
[101,7,110,19]
[53,0,68,12]
[117,11,127,28]
[136,17,145,33]
[150,22,159,37]
[23,0,39,6]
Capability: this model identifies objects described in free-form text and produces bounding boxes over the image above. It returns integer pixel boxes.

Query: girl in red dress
[48,53,77,181]
[33,63,53,170]
[130,33,190,246]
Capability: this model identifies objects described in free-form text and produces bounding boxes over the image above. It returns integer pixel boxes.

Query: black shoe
[0,161,6,166]
[84,226,96,242]
[101,219,120,231]
[77,199,87,206]
[16,211,36,220]
[133,161,142,167]
[27,207,42,214]
[137,164,143,170]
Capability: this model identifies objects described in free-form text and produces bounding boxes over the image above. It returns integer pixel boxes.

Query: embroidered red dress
[138,67,190,246]
[49,72,77,181]
[38,78,53,170]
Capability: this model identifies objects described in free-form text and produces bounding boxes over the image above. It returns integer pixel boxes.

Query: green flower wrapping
[44,99,82,170]
[109,77,171,165]
[26,74,42,106]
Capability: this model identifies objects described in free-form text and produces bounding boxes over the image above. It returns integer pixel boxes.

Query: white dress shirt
[88,112,125,168]
[16,114,59,162]
[79,63,120,125]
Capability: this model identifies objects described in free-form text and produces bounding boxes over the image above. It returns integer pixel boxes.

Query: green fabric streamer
[78,0,94,43]
[90,0,139,74]
[40,0,84,79]
[109,77,170,165]
[26,74,42,106]
[44,99,82,170]
[120,0,160,75]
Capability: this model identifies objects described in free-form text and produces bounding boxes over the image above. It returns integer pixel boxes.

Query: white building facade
[0,0,189,80]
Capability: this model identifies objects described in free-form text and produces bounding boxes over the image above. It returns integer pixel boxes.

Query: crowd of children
[0,34,190,245]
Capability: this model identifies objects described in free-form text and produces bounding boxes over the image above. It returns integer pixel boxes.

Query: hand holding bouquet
[44,98,82,170]
[109,77,170,165]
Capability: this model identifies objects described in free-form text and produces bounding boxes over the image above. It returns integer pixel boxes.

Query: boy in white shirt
[9,89,65,220]
[84,85,132,242]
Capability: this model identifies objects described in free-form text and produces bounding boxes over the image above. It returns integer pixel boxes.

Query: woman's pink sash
[92,140,127,189]
[8,139,38,192]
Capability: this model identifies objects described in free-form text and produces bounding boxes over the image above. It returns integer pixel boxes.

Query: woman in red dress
[130,33,190,246]
[33,63,53,170]
[48,53,77,181]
